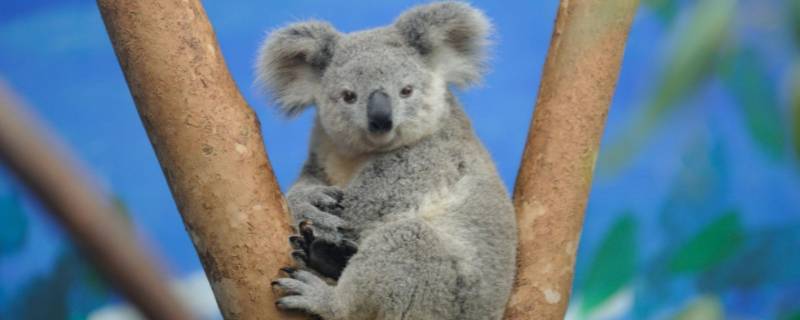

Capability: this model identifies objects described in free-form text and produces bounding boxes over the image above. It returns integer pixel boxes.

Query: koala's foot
[290,221,358,279]
[273,268,336,319]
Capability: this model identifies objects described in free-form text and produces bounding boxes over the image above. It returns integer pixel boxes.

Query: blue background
[1,0,799,319]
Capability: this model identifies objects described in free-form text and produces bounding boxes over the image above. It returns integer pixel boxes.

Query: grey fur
[257,2,516,319]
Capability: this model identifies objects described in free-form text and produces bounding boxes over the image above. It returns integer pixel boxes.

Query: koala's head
[257,2,491,154]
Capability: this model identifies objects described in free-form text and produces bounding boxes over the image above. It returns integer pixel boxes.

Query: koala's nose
[367,90,393,134]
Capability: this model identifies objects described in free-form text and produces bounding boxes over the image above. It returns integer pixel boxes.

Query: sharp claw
[342,239,358,251]
[292,250,308,262]
[337,226,353,233]
[300,222,315,243]
[289,235,305,249]
[280,267,296,275]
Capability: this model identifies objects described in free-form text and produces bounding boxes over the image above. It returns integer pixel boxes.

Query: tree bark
[0,80,192,320]
[97,1,298,319]
[506,1,639,319]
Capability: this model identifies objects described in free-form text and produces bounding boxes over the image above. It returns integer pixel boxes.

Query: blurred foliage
[642,0,679,24]
[590,0,800,314]
[659,137,728,239]
[2,249,111,320]
[671,295,723,320]
[0,188,115,319]
[0,188,28,254]
[719,48,785,159]
[791,64,800,160]
[601,0,735,173]
[699,223,800,291]
[580,214,637,315]
[669,211,743,274]
[790,0,800,44]
[784,311,800,320]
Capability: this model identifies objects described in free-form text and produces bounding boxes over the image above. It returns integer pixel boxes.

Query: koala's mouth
[364,130,398,150]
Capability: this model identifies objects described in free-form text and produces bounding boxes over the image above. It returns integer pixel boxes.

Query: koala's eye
[341,90,357,104]
[400,85,413,98]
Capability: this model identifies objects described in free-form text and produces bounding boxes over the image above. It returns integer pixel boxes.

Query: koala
[257,2,517,319]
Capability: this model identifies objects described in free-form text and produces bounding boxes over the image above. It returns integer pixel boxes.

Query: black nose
[367,90,392,134]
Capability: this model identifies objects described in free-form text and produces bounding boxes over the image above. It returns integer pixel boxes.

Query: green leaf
[2,250,113,319]
[782,311,800,320]
[0,189,29,254]
[789,0,800,45]
[719,48,785,159]
[669,211,744,273]
[643,0,680,24]
[790,64,800,161]
[699,223,800,290]
[600,0,735,173]
[658,136,728,238]
[3,253,72,319]
[581,214,637,314]
[671,295,724,320]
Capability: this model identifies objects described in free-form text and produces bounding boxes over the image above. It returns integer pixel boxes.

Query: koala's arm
[284,153,350,241]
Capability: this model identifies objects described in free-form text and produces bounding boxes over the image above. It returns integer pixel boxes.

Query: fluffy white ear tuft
[394,2,492,87]
[256,21,340,116]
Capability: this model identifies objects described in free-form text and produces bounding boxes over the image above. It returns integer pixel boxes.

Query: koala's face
[258,2,490,154]
[316,32,448,153]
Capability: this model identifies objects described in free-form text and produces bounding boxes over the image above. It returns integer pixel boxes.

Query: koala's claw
[292,250,309,264]
[288,226,358,280]
[280,267,297,275]
[289,235,306,250]
[299,220,315,242]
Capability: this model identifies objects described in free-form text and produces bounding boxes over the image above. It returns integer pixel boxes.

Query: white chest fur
[322,151,367,187]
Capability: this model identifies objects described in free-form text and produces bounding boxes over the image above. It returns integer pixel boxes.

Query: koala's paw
[273,268,336,319]
[287,185,344,214]
[290,221,358,280]
[287,186,348,243]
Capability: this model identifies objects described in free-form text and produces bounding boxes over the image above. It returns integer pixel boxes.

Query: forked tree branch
[96,0,637,318]
[506,0,639,319]
[0,80,192,320]
[97,0,300,318]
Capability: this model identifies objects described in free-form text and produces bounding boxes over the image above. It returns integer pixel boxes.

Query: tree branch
[0,80,192,320]
[506,0,639,319]
[96,0,299,318]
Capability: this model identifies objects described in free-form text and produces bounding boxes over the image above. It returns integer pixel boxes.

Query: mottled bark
[96,1,299,318]
[0,80,191,320]
[506,0,639,319]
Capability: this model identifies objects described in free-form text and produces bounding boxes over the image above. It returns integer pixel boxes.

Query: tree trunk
[97,1,299,318]
[505,1,639,319]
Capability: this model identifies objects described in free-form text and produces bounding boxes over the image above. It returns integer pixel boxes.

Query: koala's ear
[394,2,492,87]
[256,21,339,116]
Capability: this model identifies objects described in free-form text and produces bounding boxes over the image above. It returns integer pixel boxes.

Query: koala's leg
[337,219,482,319]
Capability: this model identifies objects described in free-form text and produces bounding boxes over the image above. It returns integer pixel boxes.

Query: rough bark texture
[97,1,298,319]
[0,80,192,320]
[505,1,639,319]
